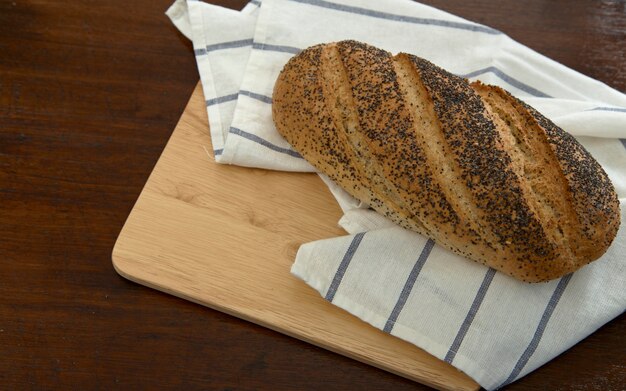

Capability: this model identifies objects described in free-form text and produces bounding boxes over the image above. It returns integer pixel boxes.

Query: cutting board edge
[112,249,478,391]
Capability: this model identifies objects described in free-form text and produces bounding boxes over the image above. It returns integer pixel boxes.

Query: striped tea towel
[167,0,626,389]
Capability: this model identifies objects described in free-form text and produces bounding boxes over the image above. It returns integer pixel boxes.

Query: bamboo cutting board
[112,83,479,391]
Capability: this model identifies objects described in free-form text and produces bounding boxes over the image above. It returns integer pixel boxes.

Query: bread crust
[272,40,620,282]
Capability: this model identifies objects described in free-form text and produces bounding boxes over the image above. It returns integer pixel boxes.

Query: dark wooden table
[1,0,624,389]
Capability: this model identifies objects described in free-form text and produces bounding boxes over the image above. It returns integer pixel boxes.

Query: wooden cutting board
[112,83,479,391]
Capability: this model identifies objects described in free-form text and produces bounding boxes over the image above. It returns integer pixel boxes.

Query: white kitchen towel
[292,209,626,389]
[168,0,626,389]
[167,0,268,161]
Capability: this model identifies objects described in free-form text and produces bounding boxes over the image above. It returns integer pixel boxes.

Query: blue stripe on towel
[252,42,302,54]
[460,66,551,98]
[444,268,497,364]
[498,274,573,388]
[383,239,435,333]
[205,93,239,107]
[588,106,626,113]
[229,127,303,158]
[240,90,273,104]
[325,232,366,302]
[205,39,254,53]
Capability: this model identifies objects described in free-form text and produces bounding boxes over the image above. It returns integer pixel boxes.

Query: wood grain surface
[112,82,480,391]
[1,0,624,389]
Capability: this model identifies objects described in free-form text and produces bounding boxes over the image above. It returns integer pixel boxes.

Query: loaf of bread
[272,40,620,282]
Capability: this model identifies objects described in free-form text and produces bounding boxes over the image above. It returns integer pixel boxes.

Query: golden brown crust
[514,89,621,259]
[272,40,621,282]
[271,43,425,234]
